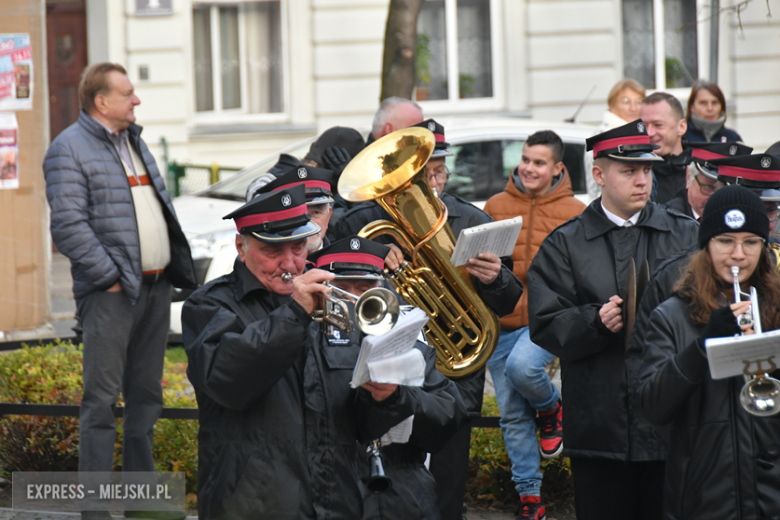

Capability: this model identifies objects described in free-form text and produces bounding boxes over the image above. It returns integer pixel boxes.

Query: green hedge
[0,343,198,498]
[465,395,572,509]
[0,343,570,511]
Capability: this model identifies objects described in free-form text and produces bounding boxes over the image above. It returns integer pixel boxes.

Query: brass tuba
[338,127,499,378]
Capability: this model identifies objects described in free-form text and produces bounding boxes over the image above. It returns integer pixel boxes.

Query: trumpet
[732,266,780,416]
[312,282,401,336]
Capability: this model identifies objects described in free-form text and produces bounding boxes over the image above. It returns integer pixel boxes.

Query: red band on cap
[593,135,651,155]
[691,148,725,161]
[234,204,308,231]
[434,133,445,143]
[271,180,331,193]
[718,164,780,182]
[315,252,384,270]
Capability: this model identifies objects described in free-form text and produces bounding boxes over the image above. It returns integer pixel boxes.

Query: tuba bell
[731,266,780,416]
[338,127,499,378]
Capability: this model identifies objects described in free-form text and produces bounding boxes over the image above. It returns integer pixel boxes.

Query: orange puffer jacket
[484,168,585,330]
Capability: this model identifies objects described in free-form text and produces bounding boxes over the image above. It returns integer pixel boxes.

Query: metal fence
[160,137,243,198]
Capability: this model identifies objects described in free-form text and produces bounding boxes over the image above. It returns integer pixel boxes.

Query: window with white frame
[415,0,498,104]
[622,0,698,89]
[192,1,284,115]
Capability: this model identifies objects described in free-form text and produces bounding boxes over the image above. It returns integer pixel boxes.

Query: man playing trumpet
[183,185,464,519]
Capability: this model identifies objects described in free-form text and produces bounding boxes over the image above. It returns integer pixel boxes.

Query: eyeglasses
[694,175,717,196]
[619,97,642,107]
[426,166,450,183]
[710,236,765,255]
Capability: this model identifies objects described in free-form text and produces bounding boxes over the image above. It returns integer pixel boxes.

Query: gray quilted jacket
[43,110,196,304]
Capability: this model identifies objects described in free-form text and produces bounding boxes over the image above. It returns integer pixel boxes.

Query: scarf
[691,113,726,142]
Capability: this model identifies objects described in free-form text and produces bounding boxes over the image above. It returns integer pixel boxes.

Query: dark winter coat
[527,200,699,460]
[661,189,696,220]
[43,110,196,303]
[360,341,469,520]
[652,150,691,205]
[684,118,743,144]
[636,296,780,520]
[183,259,418,519]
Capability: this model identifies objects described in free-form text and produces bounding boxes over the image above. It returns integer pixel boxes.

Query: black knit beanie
[699,184,769,249]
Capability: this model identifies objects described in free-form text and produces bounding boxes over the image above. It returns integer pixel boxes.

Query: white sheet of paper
[368,348,425,386]
[450,216,523,266]
[705,329,780,379]
[351,307,430,388]
[381,415,415,444]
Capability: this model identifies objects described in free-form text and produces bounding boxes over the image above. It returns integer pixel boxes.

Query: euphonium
[338,127,499,378]
[731,266,780,416]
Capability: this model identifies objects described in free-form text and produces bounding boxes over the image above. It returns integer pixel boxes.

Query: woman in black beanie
[636,185,780,519]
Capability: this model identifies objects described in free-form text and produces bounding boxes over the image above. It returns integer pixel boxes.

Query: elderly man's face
[236,235,308,295]
[307,203,332,252]
[686,171,719,217]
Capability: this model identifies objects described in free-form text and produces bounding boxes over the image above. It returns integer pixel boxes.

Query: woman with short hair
[636,185,780,519]
[684,80,743,143]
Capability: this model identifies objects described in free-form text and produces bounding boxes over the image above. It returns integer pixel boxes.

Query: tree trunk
[380,0,424,102]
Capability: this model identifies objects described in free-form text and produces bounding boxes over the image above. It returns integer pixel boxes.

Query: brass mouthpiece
[281,272,293,282]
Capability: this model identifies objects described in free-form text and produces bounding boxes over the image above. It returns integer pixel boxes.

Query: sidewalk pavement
[0,508,513,520]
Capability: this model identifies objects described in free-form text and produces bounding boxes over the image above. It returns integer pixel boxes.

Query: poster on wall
[0,112,18,189]
[0,34,32,111]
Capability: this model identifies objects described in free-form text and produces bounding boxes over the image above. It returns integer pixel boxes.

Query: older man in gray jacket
[43,63,195,520]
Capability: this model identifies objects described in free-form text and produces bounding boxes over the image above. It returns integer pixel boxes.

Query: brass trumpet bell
[313,283,400,337]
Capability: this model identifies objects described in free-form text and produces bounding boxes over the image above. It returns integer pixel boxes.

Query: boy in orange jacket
[484,130,585,519]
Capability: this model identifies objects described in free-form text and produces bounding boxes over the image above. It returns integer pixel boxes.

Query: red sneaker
[537,400,563,459]
[517,495,546,520]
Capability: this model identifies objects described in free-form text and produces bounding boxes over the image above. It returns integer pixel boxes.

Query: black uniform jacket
[636,297,780,520]
[662,188,696,220]
[653,150,691,205]
[183,260,422,520]
[527,199,698,460]
[360,342,469,520]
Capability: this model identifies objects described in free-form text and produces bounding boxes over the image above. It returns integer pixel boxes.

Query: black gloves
[697,306,743,350]
[322,146,352,176]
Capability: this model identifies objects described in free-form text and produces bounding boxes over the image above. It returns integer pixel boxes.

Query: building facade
[76,0,780,173]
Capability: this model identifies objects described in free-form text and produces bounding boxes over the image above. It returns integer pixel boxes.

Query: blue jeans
[487,326,559,497]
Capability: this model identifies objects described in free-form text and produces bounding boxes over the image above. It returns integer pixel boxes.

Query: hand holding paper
[351,308,430,389]
[450,216,523,267]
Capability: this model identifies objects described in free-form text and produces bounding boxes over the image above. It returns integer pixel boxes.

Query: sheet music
[381,415,415,444]
[351,308,429,388]
[450,216,523,266]
[705,329,780,379]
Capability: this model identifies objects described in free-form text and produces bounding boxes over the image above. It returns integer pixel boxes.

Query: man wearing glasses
[663,142,753,221]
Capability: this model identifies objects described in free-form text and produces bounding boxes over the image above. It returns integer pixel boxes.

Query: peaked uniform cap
[688,142,754,180]
[413,119,454,158]
[586,119,663,162]
[254,158,335,204]
[709,153,780,190]
[307,235,390,279]
[224,184,320,242]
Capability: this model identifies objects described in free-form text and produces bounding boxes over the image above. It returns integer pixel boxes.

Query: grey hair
[687,162,699,186]
[371,97,422,136]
